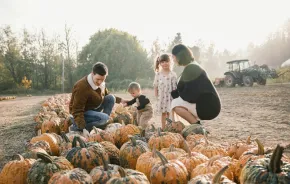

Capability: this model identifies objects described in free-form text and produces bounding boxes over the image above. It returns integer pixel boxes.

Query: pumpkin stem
[117,167,127,177]
[166,118,173,124]
[152,144,157,158]
[72,136,87,148]
[93,126,100,134]
[100,153,109,171]
[36,152,53,163]
[141,129,145,137]
[156,151,168,165]
[157,127,162,136]
[129,135,137,146]
[169,144,175,152]
[212,165,229,183]
[61,131,70,143]
[255,139,265,155]
[183,140,191,157]
[151,124,156,131]
[269,144,284,173]
[202,129,209,145]
[14,154,24,161]
[207,155,222,166]
[246,135,251,144]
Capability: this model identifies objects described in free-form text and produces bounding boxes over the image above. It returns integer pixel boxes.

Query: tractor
[214,59,281,87]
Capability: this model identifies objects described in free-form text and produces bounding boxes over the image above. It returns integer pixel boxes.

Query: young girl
[153,54,177,130]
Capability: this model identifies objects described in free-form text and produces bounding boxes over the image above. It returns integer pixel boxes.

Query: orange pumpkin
[48,168,93,184]
[114,124,140,148]
[191,135,228,158]
[106,167,150,184]
[89,126,115,144]
[190,156,226,179]
[148,128,181,150]
[89,153,120,184]
[227,136,255,159]
[65,136,109,172]
[150,151,188,184]
[0,155,35,184]
[30,133,62,156]
[136,144,160,179]
[160,144,186,160]
[189,165,235,184]
[164,118,185,134]
[178,141,209,177]
[100,141,120,165]
[41,117,61,134]
[119,135,150,169]
[27,152,73,184]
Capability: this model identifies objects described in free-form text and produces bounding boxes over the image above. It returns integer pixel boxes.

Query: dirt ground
[1,84,290,170]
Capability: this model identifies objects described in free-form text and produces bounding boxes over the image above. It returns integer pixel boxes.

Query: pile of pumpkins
[0,96,16,101]
[1,94,290,184]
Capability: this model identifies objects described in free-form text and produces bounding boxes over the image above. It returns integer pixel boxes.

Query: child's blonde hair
[154,53,173,72]
[128,82,141,92]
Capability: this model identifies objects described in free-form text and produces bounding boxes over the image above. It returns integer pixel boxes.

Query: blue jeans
[70,94,116,132]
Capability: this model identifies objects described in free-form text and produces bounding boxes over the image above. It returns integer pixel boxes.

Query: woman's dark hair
[92,62,108,76]
[155,54,170,72]
[172,44,194,65]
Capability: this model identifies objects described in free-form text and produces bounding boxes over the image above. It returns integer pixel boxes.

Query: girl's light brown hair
[154,54,170,72]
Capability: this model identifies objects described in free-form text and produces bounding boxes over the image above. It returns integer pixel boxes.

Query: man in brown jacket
[69,62,126,131]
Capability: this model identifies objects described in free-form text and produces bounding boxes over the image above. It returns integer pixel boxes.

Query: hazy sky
[1,0,290,52]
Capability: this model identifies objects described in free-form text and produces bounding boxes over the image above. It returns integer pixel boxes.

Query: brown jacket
[69,76,121,129]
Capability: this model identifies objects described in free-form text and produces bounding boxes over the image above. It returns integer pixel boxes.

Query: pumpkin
[181,123,207,138]
[106,167,150,184]
[41,116,61,134]
[136,144,160,179]
[25,140,52,155]
[144,124,156,141]
[191,135,228,158]
[116,111,134,125]
[190,156,225,179]
[89,126,115,144]
[227,136,255,159]
[100,141,120,165]
[185,134,206,150]
[30,133,62,156]
[27,152,73,184]
[0,155,35,184]
[119,135,150,169]
[59,116,71,133]
[148,128,181,150]
[150,151,188,184]
[239,144,290,184]
[66,131,88,144]
[89,153,120,184]
[48,168,93,184]
[188,165,235,184]
[234,139,266,181]
[178,140,209,177]
[164,118,185,134]
[134,129,148,142]
[160,144,186,160]
[65,136,109,172]
[104,123,123,139]
[114,124,140,148]
[59,132,72,156]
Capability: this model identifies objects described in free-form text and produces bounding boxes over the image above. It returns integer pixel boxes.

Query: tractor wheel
[243,76,254,87]
[258,78,266,85]
[224,74,235,87]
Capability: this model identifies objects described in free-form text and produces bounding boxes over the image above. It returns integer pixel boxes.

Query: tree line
[1,19,290,94]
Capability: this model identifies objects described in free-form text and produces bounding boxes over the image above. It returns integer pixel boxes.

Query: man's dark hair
[92,62,108,76]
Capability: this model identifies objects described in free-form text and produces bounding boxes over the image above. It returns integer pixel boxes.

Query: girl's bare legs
[161,112,170,130]
[173,106,198,124]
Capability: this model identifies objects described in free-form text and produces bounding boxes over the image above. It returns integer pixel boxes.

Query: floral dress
[153,71,177,114]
